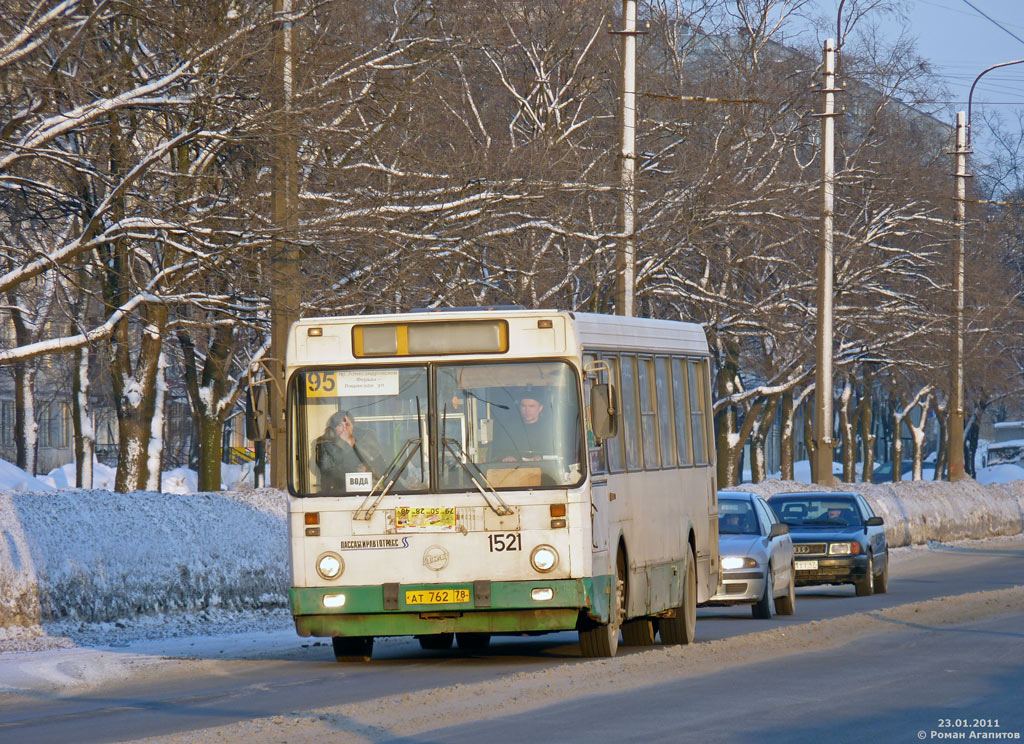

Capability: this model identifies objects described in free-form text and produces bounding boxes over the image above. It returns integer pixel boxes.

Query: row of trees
[1,0,1022,492]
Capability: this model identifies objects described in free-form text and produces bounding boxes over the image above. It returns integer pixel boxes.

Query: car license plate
[405,588,470,605]
[795,560,818,571]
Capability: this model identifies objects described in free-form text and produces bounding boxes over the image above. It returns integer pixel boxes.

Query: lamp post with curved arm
[948,58,1024,481]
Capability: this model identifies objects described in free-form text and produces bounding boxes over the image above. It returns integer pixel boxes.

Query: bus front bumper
[290,577,610,638]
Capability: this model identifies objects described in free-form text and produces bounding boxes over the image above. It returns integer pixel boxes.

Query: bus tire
[332,636,373,662]
[455,632,491,650]
[621,618,656,646]
[579,548,625,658]
[417,633,454,650]
[659,545,696,645]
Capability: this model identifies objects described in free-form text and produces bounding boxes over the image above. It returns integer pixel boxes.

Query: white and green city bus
[279,308,719,660]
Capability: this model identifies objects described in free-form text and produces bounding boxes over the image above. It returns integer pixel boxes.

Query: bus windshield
[291,360,583,496]
[436,361,583,490]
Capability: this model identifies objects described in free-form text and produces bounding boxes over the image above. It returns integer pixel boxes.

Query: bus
[276,308,719,660]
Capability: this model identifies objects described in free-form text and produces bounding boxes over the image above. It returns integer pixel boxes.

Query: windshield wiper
[802,519,848,526]
[442,436,513,516]
[354,438,422,520]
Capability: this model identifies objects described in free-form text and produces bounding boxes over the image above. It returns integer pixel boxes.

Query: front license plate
[795,560,819,571]
[405,588,471,605]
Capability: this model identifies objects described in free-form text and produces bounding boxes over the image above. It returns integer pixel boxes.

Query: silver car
[704,491,796,618]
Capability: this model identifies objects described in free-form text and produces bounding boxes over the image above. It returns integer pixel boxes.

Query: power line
[959,0,1024,49]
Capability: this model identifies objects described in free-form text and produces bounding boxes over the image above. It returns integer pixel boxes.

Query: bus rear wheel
[332,636,373,662]
[659,545,696,645]
[579,548,625,658]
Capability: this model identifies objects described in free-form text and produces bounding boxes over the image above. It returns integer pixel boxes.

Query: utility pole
[614,0,637,317]
[813,38,839,486]
[269,0,300,488]
[948,111,968,481]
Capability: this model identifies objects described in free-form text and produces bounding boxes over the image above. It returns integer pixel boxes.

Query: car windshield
[718,499,760,535]
[769,496,862,527]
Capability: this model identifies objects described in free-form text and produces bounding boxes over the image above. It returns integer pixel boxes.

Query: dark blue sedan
[766,491,888,596]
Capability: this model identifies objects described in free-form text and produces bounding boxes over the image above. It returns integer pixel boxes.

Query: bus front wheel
[332,636,374,662]
[579,549,625,658]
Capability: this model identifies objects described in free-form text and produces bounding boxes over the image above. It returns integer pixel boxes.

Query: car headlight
[316,552,344,580]
[721,556,759,570]
[828,542,861,556]
[530,545,559,573]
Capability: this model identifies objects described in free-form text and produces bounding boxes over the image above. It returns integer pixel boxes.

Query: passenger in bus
[315,410,385,492]
[491,389,557,463]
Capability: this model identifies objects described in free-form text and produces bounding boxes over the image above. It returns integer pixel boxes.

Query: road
[0,537,1022,744]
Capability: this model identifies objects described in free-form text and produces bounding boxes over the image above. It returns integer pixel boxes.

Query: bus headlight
[530,545,558,573]
[316,552,344,580]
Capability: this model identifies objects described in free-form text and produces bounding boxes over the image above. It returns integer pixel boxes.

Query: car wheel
[579,548,625,657]
[621,618,656,646]
[659,545,697,644]
[774,563,796,616]
[752,567,774,619]
[417,633,454,650]
[332,636,374,662]
[855,553,875,596]
[873,552,889,594]
[455,632,491,650]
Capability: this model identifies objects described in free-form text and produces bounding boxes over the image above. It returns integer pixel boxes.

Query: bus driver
[493,390,556,463]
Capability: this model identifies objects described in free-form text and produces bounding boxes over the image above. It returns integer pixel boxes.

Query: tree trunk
[198,413,223,491]
[72,344,95,489]
[803,395,817,483]
[111,305,167,493]
[714,338,741,487]
[749,394,779,483]
[857,366,875,483]
[780,390,795,481]
[146,351,167,492]
[891,395,904,483]
[934,403,948,481]
[12,363,37,475]
[838,377,856,482]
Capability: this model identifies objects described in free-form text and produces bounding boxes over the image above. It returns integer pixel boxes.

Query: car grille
[724,583,747,594]
[794,543,827,556]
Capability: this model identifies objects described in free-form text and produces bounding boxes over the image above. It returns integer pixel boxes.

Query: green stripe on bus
[290,576,614,622]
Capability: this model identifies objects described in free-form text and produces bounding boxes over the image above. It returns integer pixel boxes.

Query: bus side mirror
[590,382,618,440]
[246,383,270,441]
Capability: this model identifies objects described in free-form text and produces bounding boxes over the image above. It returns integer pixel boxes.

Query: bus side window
[583,354,607,474]
[603,356,625,473]
[638,357,660,469]
[656,357,676,467]
[688,359,709,465]
[672,358,693,466]
[619,354,643,471]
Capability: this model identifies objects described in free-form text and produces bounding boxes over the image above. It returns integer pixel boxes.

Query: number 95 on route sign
[305,371,337,397]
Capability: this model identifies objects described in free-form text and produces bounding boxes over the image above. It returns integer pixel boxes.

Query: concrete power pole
[948,111,969,481]
[269,0,300,488]
[614,0,637,317]
[813,38,839,486]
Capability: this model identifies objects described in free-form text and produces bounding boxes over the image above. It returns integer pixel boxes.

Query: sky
[806,0,1024,180]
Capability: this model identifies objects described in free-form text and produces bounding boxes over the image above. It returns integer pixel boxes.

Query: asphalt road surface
[1,537,1022,744]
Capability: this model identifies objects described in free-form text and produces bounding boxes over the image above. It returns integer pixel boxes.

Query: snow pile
[0,458,54,492]
[37,459,255,493]
[0,488,287,629]
[741,479,1024,547]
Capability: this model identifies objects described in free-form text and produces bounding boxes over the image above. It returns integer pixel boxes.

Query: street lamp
[948,58,1024,481]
